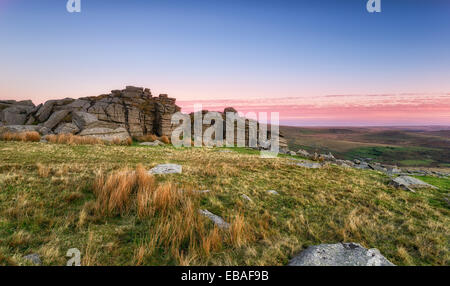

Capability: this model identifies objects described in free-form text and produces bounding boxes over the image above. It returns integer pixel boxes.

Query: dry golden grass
[45,134,132,146]
[0,131,40,142]
[135,134,157,142]
[92,165,253,265]
[160,135,170,144]
[36,163,51,178]
[46,134,104,145]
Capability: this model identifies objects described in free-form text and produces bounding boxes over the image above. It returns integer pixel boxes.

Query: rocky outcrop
[288,243,394,266]
[0,86,290,149]
[0,86,180,139]
[189,108,289,151]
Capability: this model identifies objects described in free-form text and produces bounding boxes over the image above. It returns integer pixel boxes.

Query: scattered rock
[241,194,253,202]
[148,164,182,175]
[199,209,230,229]
[296,149,310,158]
[390,176,437,192]
[295,161,322,169]
[289,151,297,156]
[267,190,279,195]
[288,243,394,266]
[368,163,388,173]
[23,253,42,266]
[319,152,335,161]
[354,162,370,170]
[140,140,165,146]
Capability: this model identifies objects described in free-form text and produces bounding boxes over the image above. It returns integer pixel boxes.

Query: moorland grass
[0,141,448,266]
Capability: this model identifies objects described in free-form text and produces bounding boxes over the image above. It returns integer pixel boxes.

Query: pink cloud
[177,93,450,126]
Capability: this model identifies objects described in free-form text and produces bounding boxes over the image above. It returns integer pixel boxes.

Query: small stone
[296,161,322,169]
[241,194,253,202]
[199,209,230,229]
[149,164,182,175]
[267,190,279,195]
[23,253,42,266]
[140,140,164,146]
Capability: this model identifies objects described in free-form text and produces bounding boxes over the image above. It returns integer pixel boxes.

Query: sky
[0,0,449,126]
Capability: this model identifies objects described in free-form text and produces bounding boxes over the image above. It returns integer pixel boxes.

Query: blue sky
[1,0,449,125]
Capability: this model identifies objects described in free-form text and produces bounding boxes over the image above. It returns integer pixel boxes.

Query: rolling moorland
[0,139,448,266]
[281,126,450,168]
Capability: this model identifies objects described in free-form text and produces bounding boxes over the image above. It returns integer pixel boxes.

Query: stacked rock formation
[189,108,288,151]
[0,86,180,141]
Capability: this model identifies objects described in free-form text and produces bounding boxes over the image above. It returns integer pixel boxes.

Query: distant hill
[280,126,450,167]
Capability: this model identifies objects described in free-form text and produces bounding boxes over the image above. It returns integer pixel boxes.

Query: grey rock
[297,149,311,158]
[79,127,130,142]
[23,253,42,266]
[319,152,335,161]
[43,110,70,130]
[289,151,297,156]
[36,100,56,122]
[369,163,388,173]
[37,126,52,136]
[1,107,28,125]
[295,161,322,169]
[390,176,437,191]
[54,122,80,135]
[354,162,370,170]
[140,140,165,146]
[0,125,40,134]
[72,111,98,130]
[241,194,253,202]
[199,209,230,229]
[148,164,182,175]
[267,190,279,195]
[288,243,394,266]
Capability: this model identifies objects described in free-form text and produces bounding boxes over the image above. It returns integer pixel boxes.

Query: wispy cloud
[177,93,450,126]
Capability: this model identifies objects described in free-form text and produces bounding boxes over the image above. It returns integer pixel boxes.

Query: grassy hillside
[0,142,449,266]
[281,126,450,167]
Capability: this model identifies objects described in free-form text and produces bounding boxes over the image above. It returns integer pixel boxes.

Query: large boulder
[35,100,56,122]
[43,110,70,130]
[0,125,40,134]
[54,123,80,135]
[72,111,98,130]
[1,107,28,125]
[288,243,394,266]
[0,125,52,136]
[79,127,130,142]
